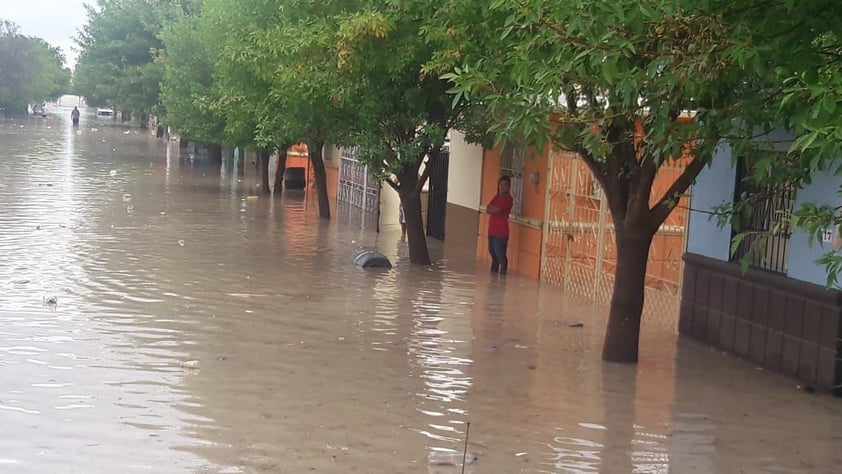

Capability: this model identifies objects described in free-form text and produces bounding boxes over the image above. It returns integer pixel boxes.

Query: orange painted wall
[283,142,315,189]
[476,145,549,279]
[476,142,689,284]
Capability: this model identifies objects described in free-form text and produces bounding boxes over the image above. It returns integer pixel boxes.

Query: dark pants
[488,236,509,274]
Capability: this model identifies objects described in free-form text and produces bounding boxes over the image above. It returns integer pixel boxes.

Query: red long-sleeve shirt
[487,193,514,237]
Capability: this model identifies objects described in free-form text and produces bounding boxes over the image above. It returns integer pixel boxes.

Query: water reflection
[0,109,840,473]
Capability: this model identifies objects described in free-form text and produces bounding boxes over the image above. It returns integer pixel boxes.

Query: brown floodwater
[0,108,840,474]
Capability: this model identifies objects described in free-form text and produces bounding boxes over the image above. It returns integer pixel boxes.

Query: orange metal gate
[540,149,688,323]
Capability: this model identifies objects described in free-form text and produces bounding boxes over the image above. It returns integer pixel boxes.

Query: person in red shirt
[487,176,514,275]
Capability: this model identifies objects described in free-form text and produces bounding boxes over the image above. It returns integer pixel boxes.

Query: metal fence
[540,149,689,325]
[337,147,379,213]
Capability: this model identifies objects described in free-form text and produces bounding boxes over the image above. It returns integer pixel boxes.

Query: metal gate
[540,149,689,322]
[426,149,449,241]
[337,147,379,213]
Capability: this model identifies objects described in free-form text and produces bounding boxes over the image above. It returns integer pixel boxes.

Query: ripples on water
[1,110,841,473]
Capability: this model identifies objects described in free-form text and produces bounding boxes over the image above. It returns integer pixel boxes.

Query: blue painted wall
[787,173,842,286]
[686,142,736,262]
[685,129,842,287]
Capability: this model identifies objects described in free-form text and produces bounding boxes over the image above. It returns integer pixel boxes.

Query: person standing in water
[71,107,80,126]
[399,202,407,239]
[487,176,514,275]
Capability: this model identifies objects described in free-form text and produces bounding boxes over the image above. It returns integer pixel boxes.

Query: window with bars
[500,143,525,215]
[730,155,795,274]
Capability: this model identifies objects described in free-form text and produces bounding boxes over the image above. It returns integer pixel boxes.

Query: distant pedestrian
[487,176,514,275]
[399,202,407,239]
[71,106,80,126]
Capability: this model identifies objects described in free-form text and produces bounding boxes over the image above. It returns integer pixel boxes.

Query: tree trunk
[208,144,223,165]
[237,149,245,177]
[308,141,331,219]
[399,188,430,264]
[139,113,149,129]
[601,231,654,363]
[258,148,271,194]
[179,137,189,149]
[274,146,288,193]
[121,111,131,121]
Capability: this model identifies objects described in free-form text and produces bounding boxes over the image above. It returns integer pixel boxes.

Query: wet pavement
[0,108,840,473]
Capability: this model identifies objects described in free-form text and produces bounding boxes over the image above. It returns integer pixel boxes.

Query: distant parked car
[96,107,114,117]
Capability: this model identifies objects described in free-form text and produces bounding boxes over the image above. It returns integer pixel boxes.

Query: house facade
[680,139,842,393]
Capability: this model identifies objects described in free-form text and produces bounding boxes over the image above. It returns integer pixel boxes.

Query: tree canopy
[0,20,71,114]
[439,0,842,361]
[74,0,193,121]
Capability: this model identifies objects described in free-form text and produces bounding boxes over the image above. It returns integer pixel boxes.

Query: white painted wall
[447,130,484,209]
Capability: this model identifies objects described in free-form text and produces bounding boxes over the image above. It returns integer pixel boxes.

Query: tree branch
[414,149,436,195]
[650,155,708,228]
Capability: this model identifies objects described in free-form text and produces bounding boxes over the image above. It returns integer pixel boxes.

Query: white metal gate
[337,147,379,213]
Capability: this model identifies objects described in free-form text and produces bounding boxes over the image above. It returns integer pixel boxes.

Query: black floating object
[568,322,584,328]
[354,250,392,269]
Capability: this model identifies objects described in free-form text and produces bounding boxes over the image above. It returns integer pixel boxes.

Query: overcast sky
[3,0,89,68]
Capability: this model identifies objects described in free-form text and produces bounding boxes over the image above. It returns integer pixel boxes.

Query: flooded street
[1,109,840,473]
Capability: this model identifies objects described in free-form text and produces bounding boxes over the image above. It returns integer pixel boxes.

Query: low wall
[680,253,841,395]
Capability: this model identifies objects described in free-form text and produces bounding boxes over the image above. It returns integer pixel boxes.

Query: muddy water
[1,109,840,474]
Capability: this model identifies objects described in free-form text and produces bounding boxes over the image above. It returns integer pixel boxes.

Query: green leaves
[74,0,182,113]
[0,22,70,113]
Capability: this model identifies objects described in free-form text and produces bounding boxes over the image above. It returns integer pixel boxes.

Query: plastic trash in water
[178,240,185,247]
[181,360,200,369]
[427,450,479,466]
[122,193,131,202]
[109,170,117,177]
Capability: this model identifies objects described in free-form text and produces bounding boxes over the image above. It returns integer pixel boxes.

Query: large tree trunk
[208,144,223,165]
[602,230,654,363]
[258,148,271,194]
[396,168,431,265]
[399,188,430,265]
[274,145,288,193]
[308,141,331,219]
[237,148,245,177]
[139,113,149,129]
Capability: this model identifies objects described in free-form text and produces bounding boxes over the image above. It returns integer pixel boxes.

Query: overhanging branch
[650,155,708,227]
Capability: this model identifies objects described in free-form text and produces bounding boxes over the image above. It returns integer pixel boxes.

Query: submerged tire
[354,251,392,269]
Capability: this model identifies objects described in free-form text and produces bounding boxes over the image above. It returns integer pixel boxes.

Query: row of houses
[280,131,840,394]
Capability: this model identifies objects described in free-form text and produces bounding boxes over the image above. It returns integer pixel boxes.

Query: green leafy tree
[0,20,70,114]
[158,1,226,162]
[200,0,296,194]
[330,0,476,263]
[440,0,842,362]
[74,0,189,127]
[242,0,358,217]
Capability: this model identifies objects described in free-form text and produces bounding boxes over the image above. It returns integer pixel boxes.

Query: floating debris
[568,322,584,328]
[181,360,200,369]
[43,296,58,306]
[427,451,479,466]
[178,239,185,247]
[109,170,117,177]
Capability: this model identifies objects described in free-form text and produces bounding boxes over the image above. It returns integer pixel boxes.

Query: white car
[96,107,115,117]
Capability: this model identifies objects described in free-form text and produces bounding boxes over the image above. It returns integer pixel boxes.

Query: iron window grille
[730,155,795,274]
[500,143,525,215]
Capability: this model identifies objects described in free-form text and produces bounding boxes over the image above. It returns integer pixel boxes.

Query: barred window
[500,143,525,215]
[730,156,795,274]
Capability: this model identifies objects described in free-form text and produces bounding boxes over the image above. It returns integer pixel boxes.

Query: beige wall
[447,130,484,210]
[379,184,428,232]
